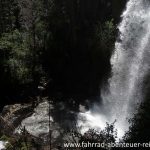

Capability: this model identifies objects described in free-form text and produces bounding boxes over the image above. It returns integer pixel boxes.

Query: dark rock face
[45,0,127,99]
[76,0,127,23]
[112,0,127,22]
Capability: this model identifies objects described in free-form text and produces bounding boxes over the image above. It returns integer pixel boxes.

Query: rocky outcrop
[0,98,88,149]
[0,103,33,136]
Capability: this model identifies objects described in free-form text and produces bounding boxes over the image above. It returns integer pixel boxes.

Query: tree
[0,30,32,84]
[123,98,150,144]
[64,122,117,150]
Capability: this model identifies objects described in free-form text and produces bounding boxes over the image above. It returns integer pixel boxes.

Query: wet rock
[0,103,33,135]
[16,101,61,143]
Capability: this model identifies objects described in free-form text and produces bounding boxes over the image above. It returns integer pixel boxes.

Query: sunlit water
[78,0,150,139]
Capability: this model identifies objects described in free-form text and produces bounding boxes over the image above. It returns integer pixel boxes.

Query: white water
[78,0,150,138]
[0,141,7,150]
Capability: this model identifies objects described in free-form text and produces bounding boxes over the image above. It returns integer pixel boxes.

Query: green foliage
[5,142,13,150]
[0,135,13,150]
[80,122,117,148]
[96,19,116,51]
[0,132,33,150]
[0,135,10,141]
[0,30,32,84]
[0,0,118,101]
[0,0,20,34]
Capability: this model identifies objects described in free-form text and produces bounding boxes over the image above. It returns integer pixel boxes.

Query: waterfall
[78,0,150,138]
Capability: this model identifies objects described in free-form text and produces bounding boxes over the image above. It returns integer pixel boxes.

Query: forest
[0,0,150,149]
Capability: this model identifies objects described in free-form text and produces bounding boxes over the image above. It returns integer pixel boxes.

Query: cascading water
[78,0,150,138]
